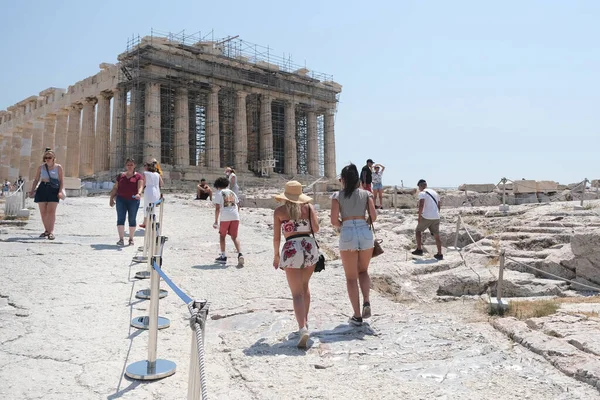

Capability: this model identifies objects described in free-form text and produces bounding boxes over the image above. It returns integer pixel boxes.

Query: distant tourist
[150,158,163,176]
[16,176,25,191]
[225,167,240,196]
[139,161,163,228]
[360,159,374,192]
[330,163,377,326]
[196,178,213,200]
[109,158,143,246]
[213,177,244,266]
[28,149,65,240]
[2,179,10,196]
[411,179,443,260]
[273,181,320,348]
[371,163,385,209]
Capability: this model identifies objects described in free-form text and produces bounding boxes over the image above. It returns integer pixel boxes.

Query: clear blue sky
[1,0,599,187]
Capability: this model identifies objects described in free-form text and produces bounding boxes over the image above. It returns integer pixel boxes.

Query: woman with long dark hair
[330,163,377,326]
[29,149,65,240]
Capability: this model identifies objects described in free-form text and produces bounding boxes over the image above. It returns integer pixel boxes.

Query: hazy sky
[1,0,599,187]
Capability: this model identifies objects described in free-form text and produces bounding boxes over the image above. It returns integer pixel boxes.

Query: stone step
[505,226,569,234]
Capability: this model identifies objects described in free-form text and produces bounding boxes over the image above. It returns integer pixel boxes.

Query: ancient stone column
[80,98,97,177]
[324,109,336,179]
[284,101,297,175]
[42,113,57,151]
[19,123,33,184]
[260,94,273,172]
[206,85,220,168]
[174,87,190,166]
[30,118,45,180]
[110,88,126,170]
[144,82,161,163]
[54,110,69,167]
[126,87,140,160]
[306,109,319,176]
[8,127,23,181]
[0,131,11,180]
[234,91,248,170]
[95,92,112,173]
[66,103,83,177]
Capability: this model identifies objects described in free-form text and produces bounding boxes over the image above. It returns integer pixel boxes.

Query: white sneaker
[237,253,245,267]
[297,327,309,348]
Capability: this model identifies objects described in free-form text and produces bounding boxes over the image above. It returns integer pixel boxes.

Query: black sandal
[39,231,49,238]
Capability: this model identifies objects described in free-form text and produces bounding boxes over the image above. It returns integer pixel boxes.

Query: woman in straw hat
[330,163,377,327]
[273,180,320,348]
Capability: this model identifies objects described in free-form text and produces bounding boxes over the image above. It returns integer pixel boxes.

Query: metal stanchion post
[574,178,588,210]
[136,222,168,299]
[490,249,508,312]
[499,177,509,212]
[135,209,155,279]
[188,300,209,400]
[126,254,177,381]
[133,204,153,264]
[393,185,397,215]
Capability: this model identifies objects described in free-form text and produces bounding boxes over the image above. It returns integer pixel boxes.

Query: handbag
[367,200,384,258]
[45,164,60,189]
[308,205,325,272]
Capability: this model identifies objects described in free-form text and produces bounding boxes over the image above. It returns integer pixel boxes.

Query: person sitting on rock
[411,179,443,260]
[196,178,213,200]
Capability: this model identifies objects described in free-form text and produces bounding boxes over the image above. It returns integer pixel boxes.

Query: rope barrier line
[458,216,496,257]
[152,261,193,304]
[187,302,210,400]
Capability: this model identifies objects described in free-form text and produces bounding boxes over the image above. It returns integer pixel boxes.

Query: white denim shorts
[339,219,373,251]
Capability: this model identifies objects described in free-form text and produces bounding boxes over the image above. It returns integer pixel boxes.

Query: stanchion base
[138,246,144,251]
[489,297,509,312]
[447,246,461,252]
[498,205,510,212]
[135,271,151,279]
[132,256,148,264]
[135,289,168,300]
[125,359,176,380]
[573,205,584,210]
[131,316,170,330]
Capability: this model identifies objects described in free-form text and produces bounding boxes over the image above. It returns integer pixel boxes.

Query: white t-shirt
[143,171,161,205]
[213,189,240,222]
[372,171,383,185]
[418,188,440,220]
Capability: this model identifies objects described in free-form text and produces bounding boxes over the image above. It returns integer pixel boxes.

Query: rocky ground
[1,194,599,399]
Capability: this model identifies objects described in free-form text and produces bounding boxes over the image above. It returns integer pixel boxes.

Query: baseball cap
[367,159,374,163]
[417,179,427,185]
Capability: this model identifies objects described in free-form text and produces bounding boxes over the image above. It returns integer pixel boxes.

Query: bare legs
[340,249,372,318]
[285,266,315,330]
[38,202,58,234]
[219,235,241,253]
[415,230,442,254]
[374,190,383,207]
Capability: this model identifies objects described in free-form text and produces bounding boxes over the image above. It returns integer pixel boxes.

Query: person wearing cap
[213,177,244,266]
[371,163,385,209]
[412,179,443,260]
[273,181,320,348]
[196,178,213,200]
[360,159,374,192]
[331,163,378,327]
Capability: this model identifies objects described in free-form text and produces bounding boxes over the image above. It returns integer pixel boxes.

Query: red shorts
[219,220,239,237]
[363,184,372,193]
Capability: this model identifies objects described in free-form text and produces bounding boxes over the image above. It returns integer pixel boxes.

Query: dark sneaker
[434,253,444,260]
[215,255,227,264]
[237,253,245,267]
[411,249,424,256]
[349,316,363,326]
[362,302,371,319]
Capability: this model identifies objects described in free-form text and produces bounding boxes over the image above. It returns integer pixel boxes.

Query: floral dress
[279,219,320,269]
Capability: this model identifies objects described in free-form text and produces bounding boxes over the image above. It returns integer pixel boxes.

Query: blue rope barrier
[152,261,193,304]
[153,198,163,206]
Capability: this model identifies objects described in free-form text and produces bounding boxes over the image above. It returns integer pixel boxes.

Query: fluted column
[174,87,190,166]
[80,98,97,176]
[95,92,112,173]
[260,94,273,173]
[144,82,161,162]
[126,87,140,160]
[324,109,336,179]
[30,119,45,180]
[19,123,33,183]
[110,88,126,170]
[206,85,220,168]
[306,109,319,176]
[284,101,297,175]
[8,127,23,181]
[234,91,248,170]
[0,131,10,179]
[66,103,82,177]
[54,110,69,167]
[42,113,57,150]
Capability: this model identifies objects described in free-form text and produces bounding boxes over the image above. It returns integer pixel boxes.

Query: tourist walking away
[273,181,320,348]
[330,163,377,326]
[196,178,213,200]
[225,166,240,196]
[213,177,244,266]
[140,161,163,228]
[16,176,25,191]
[412,179,443,260]
[2,179,9,196]
[28,149,65,240]
[372,163,385,209]
[360,159,374,192]
[109,158,144,246]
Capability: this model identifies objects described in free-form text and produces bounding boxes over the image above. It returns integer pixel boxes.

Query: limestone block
[514,193,539,205]
[571,229,600,258]
[512,180,538,194]
[458,183,496,193]
[63,177,81,190]
[536,181,558,193]
[591,179,600,188]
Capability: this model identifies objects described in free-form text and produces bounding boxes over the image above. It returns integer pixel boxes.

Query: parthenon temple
[0,31,341,188]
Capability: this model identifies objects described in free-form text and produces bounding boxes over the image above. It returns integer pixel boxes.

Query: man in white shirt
[411,179,443,260]
[213,177,244,267]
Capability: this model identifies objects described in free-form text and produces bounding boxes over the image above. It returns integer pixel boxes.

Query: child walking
[213,177,244,267]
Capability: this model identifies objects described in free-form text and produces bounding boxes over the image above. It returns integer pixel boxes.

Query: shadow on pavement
[311,323,375,343]
[412,258,439,265]
[192,264,228,270]
[90,243,123,251]
[243,337,309,357]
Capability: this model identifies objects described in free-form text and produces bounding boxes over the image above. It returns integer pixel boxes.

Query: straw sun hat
[274,181,313,204]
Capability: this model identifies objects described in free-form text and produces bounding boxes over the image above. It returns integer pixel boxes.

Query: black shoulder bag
[308,205,325,272]
[45,164,60,189]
